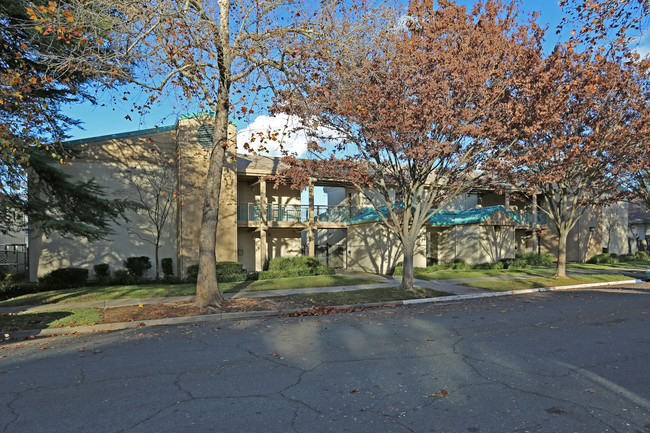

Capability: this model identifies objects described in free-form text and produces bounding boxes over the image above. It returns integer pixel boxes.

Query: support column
[531,193,538,254]
[259,178,267,270]
[504,191,510,210]
[308,181,315,257]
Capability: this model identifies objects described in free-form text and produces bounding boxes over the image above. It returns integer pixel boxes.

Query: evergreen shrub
[39,268,89,289]
[124,256,152,278]
[93,264,110,280]
[161,258,174,277]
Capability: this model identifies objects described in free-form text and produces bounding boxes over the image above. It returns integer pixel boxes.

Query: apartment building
[28,114,628,280]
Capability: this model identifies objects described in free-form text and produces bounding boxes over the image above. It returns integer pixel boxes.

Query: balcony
[237,203,362,224]
[513,212,548,226]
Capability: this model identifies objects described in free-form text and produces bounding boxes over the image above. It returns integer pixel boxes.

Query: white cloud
[632,33,650,58]
[237,114,313,157]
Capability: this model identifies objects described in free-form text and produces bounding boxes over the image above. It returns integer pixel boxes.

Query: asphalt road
[1,287,649,433]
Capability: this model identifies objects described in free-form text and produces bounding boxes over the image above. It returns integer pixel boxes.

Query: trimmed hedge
[93,263,110,279]
[259,266,335,280]
[588,253,620,265]
[39,268,89,289]
[161,258,174,277]
[124,256,152,278]
[0,283,39,302]
[186,258,334,282]
[216,261,245,275]
[259,256,334,279]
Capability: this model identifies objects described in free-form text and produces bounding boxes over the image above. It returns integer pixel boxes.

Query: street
[1,288,649,433]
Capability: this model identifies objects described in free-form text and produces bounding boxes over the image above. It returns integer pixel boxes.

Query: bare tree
[32,0,375,307]
[124,143,177,279]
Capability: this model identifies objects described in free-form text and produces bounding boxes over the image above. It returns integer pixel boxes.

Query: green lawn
[568,261,650,270]
[0,308,101,331]
[286,287,448,308]
[0,275,380,307]
[413,268,555,280]
[463,273,632,291]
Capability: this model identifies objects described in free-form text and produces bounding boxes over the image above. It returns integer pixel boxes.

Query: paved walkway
[0,267,646,315]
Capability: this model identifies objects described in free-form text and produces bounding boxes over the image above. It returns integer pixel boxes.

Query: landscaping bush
[93,263,110,280]
[477,261,505,270]
[216,261,245,275]
[39,268,89,289]
[111,269,135,285]
[635,250,649,261]
[521,252,554,266]
[217,273,248,283]
[161,258,174,277]
[0,282,39,301]
[259,256,334,279]
[124,256,152,278]
[587,253,619,264]
[452,261,471,270]
[185,264,199,283]
[268,256,321,271]
[502,258,529,269]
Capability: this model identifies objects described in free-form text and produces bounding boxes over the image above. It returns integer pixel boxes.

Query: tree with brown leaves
[490,45,649,277]
[278,0,543,290]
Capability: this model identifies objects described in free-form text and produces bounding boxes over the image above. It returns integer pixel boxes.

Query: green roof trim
[64,124,176,146]
[428,205,521,226]
[347,204,521,227]
[64,112,237,146]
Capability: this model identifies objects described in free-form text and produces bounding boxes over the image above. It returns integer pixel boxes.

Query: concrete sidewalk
[0,276,479,314]
[1,275,647,341]
[1,266,645,314]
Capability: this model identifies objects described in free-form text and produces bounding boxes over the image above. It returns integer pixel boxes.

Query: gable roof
[347,204,520,227]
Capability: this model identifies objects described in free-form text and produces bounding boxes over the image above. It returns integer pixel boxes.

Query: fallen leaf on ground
[585,388,596,393]
[425,389,449,398]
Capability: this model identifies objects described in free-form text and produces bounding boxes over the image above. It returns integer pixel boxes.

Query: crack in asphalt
[451,329,646,432]
[1,393,19,433]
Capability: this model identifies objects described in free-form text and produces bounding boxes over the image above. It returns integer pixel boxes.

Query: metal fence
[0,244,27,277]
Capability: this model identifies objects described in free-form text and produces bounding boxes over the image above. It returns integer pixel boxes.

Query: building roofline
[64,124,177,146]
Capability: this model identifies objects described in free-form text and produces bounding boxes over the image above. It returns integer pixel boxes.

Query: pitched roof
[347,204,520,226]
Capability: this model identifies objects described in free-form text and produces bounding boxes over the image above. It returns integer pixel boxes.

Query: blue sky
[61,1,569,143]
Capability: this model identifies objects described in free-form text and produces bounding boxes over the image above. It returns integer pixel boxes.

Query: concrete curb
[1,279,644,341]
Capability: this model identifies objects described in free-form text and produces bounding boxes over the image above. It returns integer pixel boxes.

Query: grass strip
[414,268,555,280]
[0,308,102,331]
[0,275,381,307]
[285,286,449,308]
[462,273,631,291]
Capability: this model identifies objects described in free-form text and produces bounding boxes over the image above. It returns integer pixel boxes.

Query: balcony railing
[237,203,362,224]
[514,212,548,226]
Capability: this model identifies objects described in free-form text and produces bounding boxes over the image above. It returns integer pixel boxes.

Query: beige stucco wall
[237,228,302,272]
[237,229,256,272]
[540,207,602,263]
[347,223,426,274]
[176,118,238,276]
[431,224,515,264]
[29,138,179,280]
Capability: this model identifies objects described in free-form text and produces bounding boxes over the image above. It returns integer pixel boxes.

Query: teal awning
[428,205,521,226]
[347,204,520,226]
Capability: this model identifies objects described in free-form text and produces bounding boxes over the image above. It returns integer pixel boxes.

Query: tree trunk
[195,99,229,308]
[154,241,159,280]
[555,227,568,278]
[400,242,415,290]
